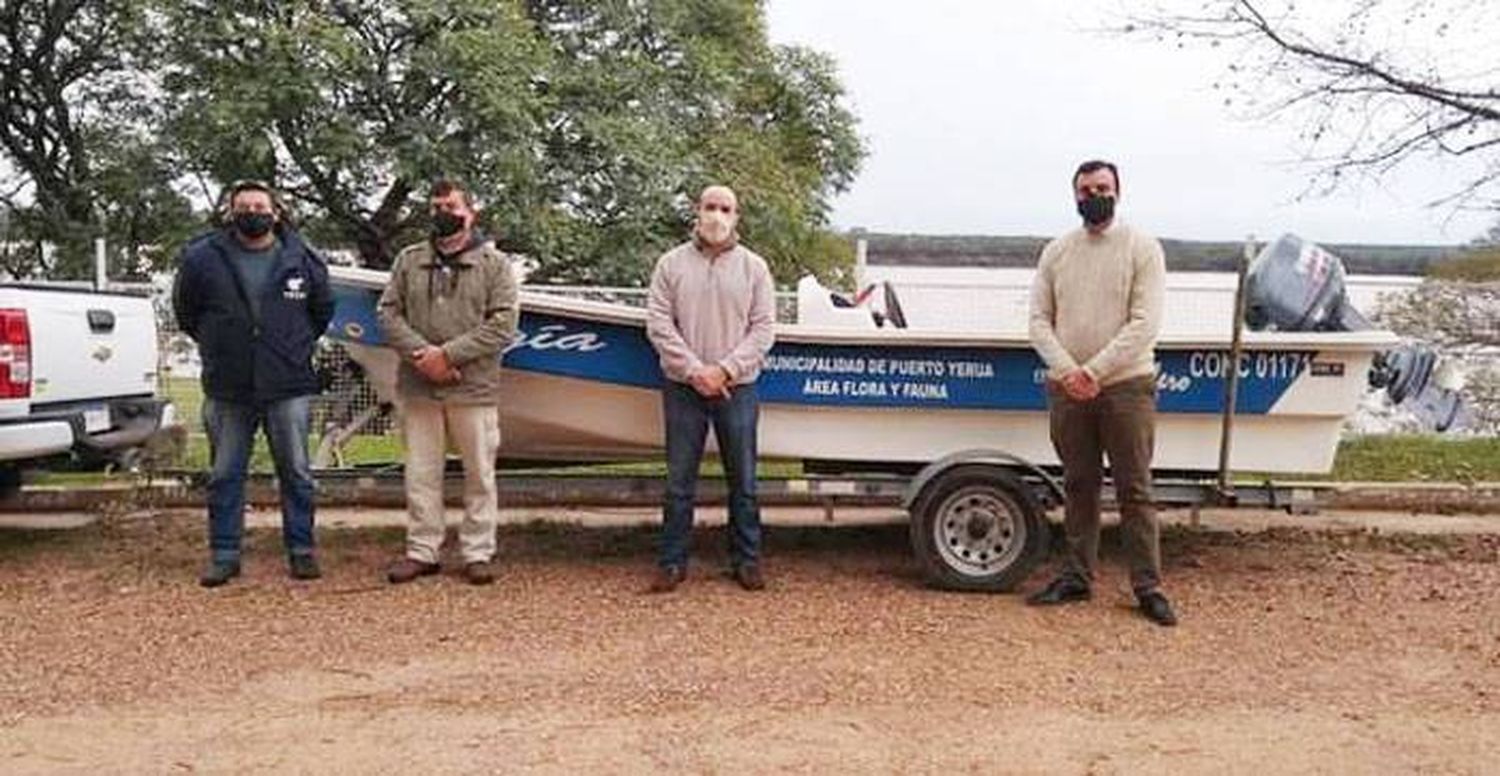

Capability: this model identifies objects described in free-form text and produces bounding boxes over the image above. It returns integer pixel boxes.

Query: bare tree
[1123,1,1499,214]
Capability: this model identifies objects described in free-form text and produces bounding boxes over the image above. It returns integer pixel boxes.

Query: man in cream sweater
[1026,160,1177,627]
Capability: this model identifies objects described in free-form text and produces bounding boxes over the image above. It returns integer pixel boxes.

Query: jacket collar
[422,230,489,267]
[209,227,308,272]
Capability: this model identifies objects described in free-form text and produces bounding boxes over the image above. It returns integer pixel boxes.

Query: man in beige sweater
[1026,160,1177,626]
[644,185,776,593]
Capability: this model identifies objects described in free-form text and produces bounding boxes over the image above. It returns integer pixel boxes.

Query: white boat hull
[331,265,1393,475]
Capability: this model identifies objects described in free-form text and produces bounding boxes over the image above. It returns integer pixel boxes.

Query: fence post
[94,237,108,291]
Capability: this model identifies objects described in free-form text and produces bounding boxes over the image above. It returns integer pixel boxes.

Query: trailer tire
[908,465,1048,592]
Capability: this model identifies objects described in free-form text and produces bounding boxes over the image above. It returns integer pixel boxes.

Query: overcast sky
[765,1,1494,246]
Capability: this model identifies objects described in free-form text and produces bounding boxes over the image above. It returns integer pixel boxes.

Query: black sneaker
[199,561,241,588]
[289,554,322,581]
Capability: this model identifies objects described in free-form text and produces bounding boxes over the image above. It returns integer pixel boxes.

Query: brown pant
[1047,375,1161,592]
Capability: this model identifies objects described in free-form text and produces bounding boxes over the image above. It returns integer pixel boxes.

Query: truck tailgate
[6,288,158,406]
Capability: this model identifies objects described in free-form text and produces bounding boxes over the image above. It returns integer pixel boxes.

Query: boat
[324,234,1403,476]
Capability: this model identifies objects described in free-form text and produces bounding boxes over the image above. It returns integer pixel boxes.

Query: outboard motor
[1244,234,1467,432]
[1244,234,1370,332]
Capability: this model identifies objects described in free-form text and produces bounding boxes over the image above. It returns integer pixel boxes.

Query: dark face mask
[431,211,467,239]
[232,211,275,239]
[1076,194,1115,227]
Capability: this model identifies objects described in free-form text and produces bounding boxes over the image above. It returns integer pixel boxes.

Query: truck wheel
[908,465,1049,592]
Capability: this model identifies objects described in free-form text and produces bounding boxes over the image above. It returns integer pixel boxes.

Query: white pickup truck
[0,283,172,491]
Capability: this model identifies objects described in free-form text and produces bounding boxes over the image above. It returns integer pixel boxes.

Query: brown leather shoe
[732,563,765,591]
[386,557,440,584]
[648,565,685,594]
[463,561,495,586]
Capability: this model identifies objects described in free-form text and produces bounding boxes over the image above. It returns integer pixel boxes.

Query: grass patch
[1322,435,1500,483]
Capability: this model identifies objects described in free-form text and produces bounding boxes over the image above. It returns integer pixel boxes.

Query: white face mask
[696,209,736,246]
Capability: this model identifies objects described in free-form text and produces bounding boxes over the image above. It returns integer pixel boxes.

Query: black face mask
[232,212,275,239]
[431,211,466,239]
[1076,194,1115,227]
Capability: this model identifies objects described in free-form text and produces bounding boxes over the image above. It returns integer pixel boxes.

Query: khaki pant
[1047,375,1161,592]
[400,398,501,564]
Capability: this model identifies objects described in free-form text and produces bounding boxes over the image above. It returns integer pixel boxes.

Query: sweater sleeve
[1027,242,1080,376]
[1082,234,1166,381]
[718,256,776,382]
[645,252,705,381]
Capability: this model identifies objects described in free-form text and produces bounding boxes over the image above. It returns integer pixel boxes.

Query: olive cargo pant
[1047,375,1162,592]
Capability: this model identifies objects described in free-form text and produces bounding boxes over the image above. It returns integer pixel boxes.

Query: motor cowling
[1244,234,1467,432]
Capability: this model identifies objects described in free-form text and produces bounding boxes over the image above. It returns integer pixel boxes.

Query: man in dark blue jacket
[172,180,334,587]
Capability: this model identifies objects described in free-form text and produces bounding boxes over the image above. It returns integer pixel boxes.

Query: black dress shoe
[1025,575,1091,606]
[289,554,322,580]
[732,563,765,591]
[1137,590,1179,627]
[648,564,685,594]
[199,561,241,588]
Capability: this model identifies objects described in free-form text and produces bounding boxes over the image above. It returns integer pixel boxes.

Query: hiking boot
[386,557,440,584]
[462,561,496,586]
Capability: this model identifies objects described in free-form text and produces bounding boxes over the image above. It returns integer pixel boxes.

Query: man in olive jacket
[377,179,519,585]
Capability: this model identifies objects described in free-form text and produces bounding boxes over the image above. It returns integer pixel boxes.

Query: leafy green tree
[161,0,550,269]
[162,0,864,282]
[0,0,189,277]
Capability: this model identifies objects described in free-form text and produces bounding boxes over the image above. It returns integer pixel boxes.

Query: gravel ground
[1,511,1497,774]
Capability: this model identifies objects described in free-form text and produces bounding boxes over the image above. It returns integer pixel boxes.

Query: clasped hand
[412,345,461,385]
[1060,367,1099,401]
[690,364,732,399]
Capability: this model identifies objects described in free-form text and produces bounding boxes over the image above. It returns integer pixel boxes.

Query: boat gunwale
[328,266,1400,352]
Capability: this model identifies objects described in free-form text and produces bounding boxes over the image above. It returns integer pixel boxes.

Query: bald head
[698,185,738,212]
[694,185,740,250]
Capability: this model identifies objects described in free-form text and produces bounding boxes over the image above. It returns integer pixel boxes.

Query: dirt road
[1,512,1496,774]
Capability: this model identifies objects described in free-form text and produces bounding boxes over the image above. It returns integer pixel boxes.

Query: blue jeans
[202,396,316,563]
[660,381,761,570]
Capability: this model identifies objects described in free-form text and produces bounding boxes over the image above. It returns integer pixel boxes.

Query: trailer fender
[902,449,1064,511]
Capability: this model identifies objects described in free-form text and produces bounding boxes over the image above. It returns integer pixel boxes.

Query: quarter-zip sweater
[646,239,776,385]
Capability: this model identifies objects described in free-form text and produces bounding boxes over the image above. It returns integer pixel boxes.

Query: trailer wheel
[908,465,1048,592]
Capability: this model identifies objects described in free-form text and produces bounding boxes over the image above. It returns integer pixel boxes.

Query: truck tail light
[0,308,32,398]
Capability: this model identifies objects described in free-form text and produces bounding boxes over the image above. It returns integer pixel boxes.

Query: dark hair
[1072,160,1120,194]
[430,177,476,206]
[219,178,294,227]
